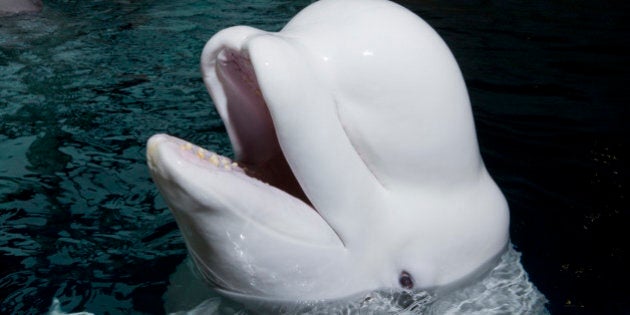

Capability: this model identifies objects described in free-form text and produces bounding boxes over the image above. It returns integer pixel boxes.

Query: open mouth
[146,43,316,217]
[211,47,311,206]
[147,27,358,260]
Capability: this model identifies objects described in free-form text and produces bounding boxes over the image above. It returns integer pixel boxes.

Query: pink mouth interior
[214,48,310,205]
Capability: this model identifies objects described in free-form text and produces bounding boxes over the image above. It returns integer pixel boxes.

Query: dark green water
[0,1,311,313]
[1,0,628,314]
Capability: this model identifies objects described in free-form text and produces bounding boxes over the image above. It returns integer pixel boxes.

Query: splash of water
[47,298,94,315]
[163,244,548,314]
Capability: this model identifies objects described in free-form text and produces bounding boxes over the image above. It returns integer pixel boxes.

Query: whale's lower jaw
[146,134,361,300]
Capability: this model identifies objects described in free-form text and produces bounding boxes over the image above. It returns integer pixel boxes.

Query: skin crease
[147,0,510,303]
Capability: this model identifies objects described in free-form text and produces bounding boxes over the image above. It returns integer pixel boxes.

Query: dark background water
[0,0,628,314]
[396,1,629,314]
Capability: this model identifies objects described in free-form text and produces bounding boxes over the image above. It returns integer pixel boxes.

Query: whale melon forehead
[279,0,484,189]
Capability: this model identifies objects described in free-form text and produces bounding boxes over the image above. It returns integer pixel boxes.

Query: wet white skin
[147,0,509,302]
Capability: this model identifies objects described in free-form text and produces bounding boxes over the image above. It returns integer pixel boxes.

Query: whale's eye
[399,271,414,289]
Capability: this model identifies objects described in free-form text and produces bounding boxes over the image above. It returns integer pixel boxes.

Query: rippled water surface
[1,0,628,314]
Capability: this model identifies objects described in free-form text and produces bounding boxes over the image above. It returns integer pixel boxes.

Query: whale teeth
[179,143,192,151]
[196,148,205,159]
[209,154,220,166]
[176,140,239,172]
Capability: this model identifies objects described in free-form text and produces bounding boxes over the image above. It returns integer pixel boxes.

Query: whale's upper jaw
[200,27,391,246]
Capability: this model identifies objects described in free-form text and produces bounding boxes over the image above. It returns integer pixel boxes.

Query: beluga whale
[147,0,510,305]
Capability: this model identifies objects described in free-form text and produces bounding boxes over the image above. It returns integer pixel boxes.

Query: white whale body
[147,0,509,302]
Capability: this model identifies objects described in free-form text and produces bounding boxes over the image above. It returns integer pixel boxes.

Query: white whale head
[147,0,509,302]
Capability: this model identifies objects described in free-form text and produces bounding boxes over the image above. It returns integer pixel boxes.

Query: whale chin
[147,0,510,302]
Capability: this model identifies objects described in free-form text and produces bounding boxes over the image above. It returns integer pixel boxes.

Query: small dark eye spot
[399,270,414,289]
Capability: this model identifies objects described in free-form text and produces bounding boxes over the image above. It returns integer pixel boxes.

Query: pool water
[1,0,627,314]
